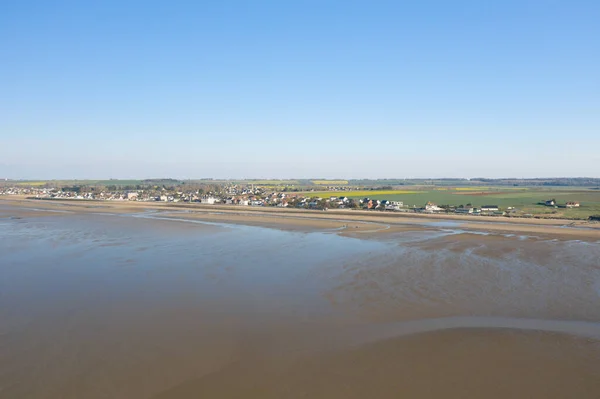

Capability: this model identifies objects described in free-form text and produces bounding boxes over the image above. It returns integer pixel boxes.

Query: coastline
[1,196,600,240]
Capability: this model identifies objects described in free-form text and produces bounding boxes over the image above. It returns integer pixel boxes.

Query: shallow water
[1,206,600,398]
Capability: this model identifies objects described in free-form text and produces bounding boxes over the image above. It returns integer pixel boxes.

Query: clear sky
[2,0,599,179]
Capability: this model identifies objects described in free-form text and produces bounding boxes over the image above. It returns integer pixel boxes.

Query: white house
[201,197,219,204]
[390,201,403,208]
[455,207,474,214]
[481,205,499,212]
[425,202,443,212]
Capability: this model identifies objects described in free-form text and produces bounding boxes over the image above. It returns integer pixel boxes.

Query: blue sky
[1,0,599,179]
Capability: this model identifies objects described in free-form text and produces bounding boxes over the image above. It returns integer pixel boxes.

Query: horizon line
[3,177,600,181]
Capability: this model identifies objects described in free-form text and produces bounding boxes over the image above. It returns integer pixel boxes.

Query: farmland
[5,179,145,187]
[302,187,600,219]
[311,180,349,185]
[13,181,47,186]
[307,190,420,197]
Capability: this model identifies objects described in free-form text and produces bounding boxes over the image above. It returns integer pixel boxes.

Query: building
[382,201,404,211]
[425,202,443,212]
[201,196,219,204]
[127,192,139,200]
[367,199,379,209]
[566,201,580,208]
[545,199,556,206]
[481,205,499,212]
[455,207,474,214]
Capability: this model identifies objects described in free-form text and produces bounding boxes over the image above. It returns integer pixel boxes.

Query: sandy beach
[2,196,599,240]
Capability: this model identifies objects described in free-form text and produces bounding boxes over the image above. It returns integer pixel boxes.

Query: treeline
[349,179,411,186]
[55,181,224,193]
[473,178,600,187]
[141,178,181,184]
[346,178,600,187]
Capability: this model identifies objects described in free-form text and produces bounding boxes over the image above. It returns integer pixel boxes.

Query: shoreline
[2,196,600,240]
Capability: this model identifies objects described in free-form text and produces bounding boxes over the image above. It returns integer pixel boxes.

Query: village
[0,184,581,218]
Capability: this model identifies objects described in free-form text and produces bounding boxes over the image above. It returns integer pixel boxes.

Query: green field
[6,179,146,187]
[303,188,600,219]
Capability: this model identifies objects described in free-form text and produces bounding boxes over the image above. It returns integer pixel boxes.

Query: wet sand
[1,200,600,398]
[156,211,398,234]
[154,328,600,399]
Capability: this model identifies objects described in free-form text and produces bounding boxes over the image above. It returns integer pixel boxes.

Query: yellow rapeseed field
[16,181,47,186]
[311,180,349,185]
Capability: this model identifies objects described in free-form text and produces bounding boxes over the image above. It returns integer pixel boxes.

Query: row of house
[357,198,404,210]
[0,186,584,218]
[545,199,580,208]
[422,202,503,215]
